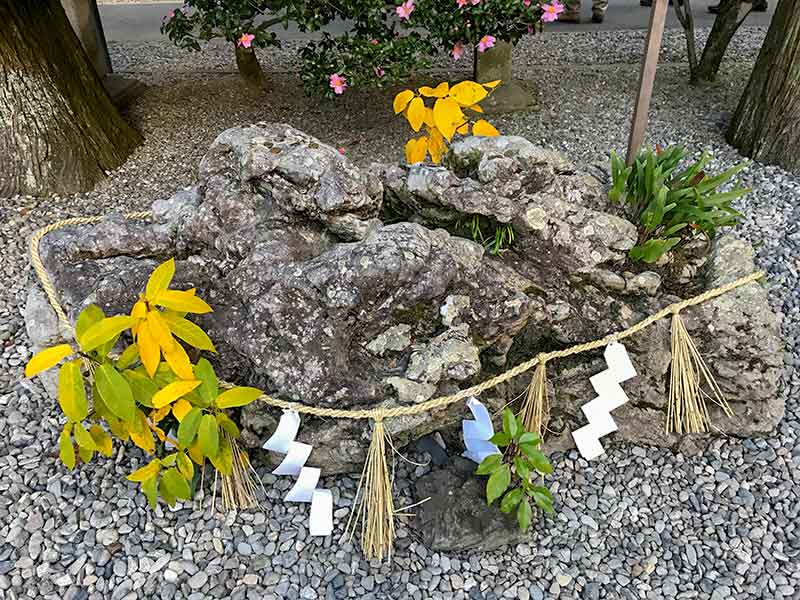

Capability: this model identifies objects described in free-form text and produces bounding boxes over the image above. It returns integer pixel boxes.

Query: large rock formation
[26,123,784,473]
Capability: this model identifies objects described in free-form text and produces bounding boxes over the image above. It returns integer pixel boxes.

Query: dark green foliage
[610,146,749,264]
[476,408,555,532]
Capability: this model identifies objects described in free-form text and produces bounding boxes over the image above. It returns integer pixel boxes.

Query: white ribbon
[462,397,501,464]
[571,342,637,460]
[263,410,333,536]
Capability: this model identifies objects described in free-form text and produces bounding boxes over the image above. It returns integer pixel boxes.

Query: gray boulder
[26,123,784,474]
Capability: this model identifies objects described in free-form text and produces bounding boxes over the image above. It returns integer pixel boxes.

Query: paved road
[98,0,775,42]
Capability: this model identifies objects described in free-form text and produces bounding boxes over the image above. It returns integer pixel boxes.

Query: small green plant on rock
[25,259,263,508]
[477,408,555,531]
[610,145,750,264]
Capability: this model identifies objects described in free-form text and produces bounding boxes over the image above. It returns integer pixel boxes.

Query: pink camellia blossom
[452,41,465,60]
[477,35,496,53]
[456,0,468,6]
[541,0,565,22]
[528,23,535,33]
[371,38,380,45]
[329,73,347,95]
[471,0,481,4]
[238,33,255,48]
[396,0,415,20]
[523,0,531,6]
[374,66,386,77]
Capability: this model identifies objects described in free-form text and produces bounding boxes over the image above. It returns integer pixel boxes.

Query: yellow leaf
[393,89,415,114]
[127,459,162,482]
[172,398,193,422]
[405,137,428,164]
[482,79,502,89]
[78,316,138,352]
[152,380,201,409]
[162,340,195,381]
[215,386,263,409]
[467,104,484,113]
[456,122,470,135]
[406,97,426,132]
[107,417,130,442]
[130,299,147,336]
[423,107,436,128]
[58,359,88,422]
[154,426,169,442]
[150,405,171,423]
[73,422,95,450]
[89,424,113,457]
[419,82,449,98]
[59,424,75,470]
[433,98,466,142]
[129,410,155,454]
[147,310,175,354]
[161,313,216,352]
[473,119,500,137]
[448,81,489,107]
[25,344,74,378]
[187,442,205,466]
[152,290,212,314]
[136,320,160,378]
[428,128,447,164]
[145,258,176,301]
[177,452,194,480]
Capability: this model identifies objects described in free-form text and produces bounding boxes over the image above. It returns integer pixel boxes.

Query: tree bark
[727,0,800,172]
[0,0,141,197]
[235,46,267,90]
[693,0,745,82]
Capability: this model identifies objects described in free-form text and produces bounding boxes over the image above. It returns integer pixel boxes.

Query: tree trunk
[235,46,267,90]
[0,0,141,197]
[727,0,800,172]
[693,0,745,82]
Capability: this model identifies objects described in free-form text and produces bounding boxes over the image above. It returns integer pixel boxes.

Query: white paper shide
[262,410,333,536]
[462,397,501,464]
[571,341,637,460]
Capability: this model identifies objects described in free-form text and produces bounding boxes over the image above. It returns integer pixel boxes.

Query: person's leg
[592,0,608,22]
[562,0,581,22]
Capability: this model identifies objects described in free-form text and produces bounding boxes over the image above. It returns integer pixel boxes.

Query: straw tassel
[520,355,549,440]
[667,310,733,434]
[345,418,395,561]
[219,434,263,510]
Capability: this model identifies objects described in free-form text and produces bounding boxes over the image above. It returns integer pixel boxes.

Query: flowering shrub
[25,259,263,507]
[394,80,501,164]
[162,0,562,96]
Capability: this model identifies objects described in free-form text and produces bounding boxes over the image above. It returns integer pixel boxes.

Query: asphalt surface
[97,0,776,42]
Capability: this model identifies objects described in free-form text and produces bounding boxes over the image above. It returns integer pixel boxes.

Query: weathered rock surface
[27,123,784,474]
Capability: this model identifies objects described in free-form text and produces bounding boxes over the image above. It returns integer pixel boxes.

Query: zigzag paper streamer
[462,397,501,463]
[262,410,333,536]
[572,342,637,460]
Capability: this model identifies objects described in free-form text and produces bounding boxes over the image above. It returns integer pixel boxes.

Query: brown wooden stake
[626,0,670,164]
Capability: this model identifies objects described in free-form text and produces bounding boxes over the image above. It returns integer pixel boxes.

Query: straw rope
[29,211,765,422]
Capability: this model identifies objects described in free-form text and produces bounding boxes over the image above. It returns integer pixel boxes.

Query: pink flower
[471,0,481,4]
[371,38,380,45]
[374,66,386,77]
[238,33,255,48]
[452,41,465,60]
[528,23,535,33]
[541,0,565,22]
[477,35,496,53]
[338,147,347,155]
[329,73,347,95]
[456,0,468,6]
[167,9,175,18]
[396,0,415,19]
[523,0,531,5]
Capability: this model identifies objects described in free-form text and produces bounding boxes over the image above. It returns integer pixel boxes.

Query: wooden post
[626,0,669,164]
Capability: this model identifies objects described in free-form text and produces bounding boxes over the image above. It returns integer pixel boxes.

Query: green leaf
[123,369,158,408]
[142,474,158,508]
[116,344,140,370]
[161,467,191,500]
[78,445,94,464]
[215,386,262,409]
[518,432,541,446]
[629,237,681,263]
[514,456,531,481]
[59,424,76,470]
[194,358,218,405]
[73,422,95,450]
[208,435,233,476]
[58,359,88,422]
[216,413,240,438]
[161,313,216,352]
[520,444,554,474]
[77,315,137,352]
[177,453,194,480]
[517,498,533,532]
[532,489,555,515]
[95,364,136,423]
[74,305,105,342]
[177,407,203,448]
[489,431,511,447]
[159,475,177,507]
[500,488,523,514]
[502,408,518,439]
[486,464,511,505]
[475,453,503,475]
[197,413,219,458]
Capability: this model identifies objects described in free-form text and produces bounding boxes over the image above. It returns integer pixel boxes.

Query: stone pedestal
[473,41,535,114]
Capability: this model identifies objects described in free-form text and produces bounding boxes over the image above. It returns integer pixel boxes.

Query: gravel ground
[2,28,799,600]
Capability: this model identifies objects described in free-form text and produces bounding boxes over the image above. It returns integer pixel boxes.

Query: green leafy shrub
[25,259,263,508]
[610,146,750,264]
[476,408,555,531]
[457,214,516,255]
